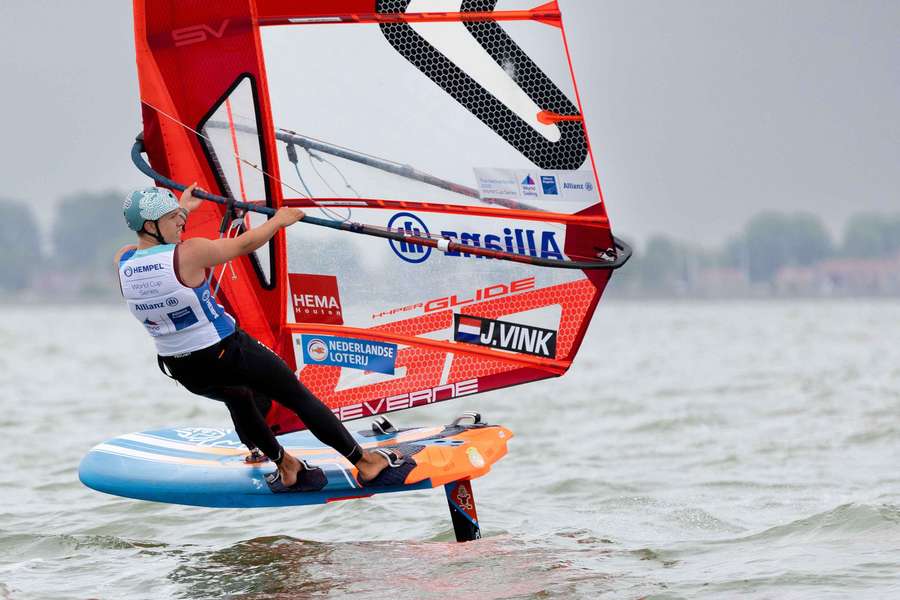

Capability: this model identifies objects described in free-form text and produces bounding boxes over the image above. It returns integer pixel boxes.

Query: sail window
[198,76,274,287]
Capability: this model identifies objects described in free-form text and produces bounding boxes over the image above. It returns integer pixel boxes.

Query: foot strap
[358,449,416,487]
[265,460,327,493]
[244,448,269,464]
[372,448,406,468]
[372,417,397,435]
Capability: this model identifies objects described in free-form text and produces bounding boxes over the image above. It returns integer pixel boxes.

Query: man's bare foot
[356,449,403,483]
[278,452,303,487]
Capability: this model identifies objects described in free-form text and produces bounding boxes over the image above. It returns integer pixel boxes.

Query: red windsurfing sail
[132,0,628,434]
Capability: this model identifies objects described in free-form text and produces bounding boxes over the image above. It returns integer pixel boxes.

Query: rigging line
[306,149,339,198]
[207,218,243,297]
[293,159,350,223]
[141,99,311,201]
[306,151,355,222]
[285,142,349,223]
[309,150,363,199]
[220,221,243,295]
[132,138,633,270]
[285,143,314,197]
[224,99,249,203]
[275,127,409,171]
[294,148,351,222]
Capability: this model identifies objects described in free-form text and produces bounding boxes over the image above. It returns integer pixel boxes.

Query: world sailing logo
[387,212,564,265]
[521,174,538,197]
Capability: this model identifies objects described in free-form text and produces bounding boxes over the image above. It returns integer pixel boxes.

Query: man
[115,185,402,491]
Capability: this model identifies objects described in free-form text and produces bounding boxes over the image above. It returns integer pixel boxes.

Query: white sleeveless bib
[119,244,235,356]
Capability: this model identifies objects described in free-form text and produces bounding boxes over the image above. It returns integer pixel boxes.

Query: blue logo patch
[168,307,199,331]
[540,176,558,195]
[388,212,431,264]
[521,175,535,185]
[301,335,397,374]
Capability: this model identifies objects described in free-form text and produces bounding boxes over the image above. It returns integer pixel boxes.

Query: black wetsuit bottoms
[160,328,363,464]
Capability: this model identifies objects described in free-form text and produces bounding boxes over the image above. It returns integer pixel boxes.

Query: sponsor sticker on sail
[288,274,344,325]
[453,314,557,359]
[474,168,598,203]
[301,335,397,374]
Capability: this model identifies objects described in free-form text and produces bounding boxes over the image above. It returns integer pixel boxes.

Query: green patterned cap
[123,187,180,231]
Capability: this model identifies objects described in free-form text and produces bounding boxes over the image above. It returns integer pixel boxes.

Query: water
[1,300,898,599]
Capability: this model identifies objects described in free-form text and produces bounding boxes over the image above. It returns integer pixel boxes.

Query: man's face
[153,209,187,243]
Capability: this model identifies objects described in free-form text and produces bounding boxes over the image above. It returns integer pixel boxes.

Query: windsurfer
[115,185,402,490]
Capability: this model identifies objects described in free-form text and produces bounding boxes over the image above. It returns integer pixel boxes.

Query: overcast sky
[1,1,897,246]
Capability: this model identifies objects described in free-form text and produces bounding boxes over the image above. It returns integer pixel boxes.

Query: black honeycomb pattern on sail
[376,0,587,170]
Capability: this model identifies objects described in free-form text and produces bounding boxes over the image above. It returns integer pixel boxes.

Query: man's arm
[177,207,305,285]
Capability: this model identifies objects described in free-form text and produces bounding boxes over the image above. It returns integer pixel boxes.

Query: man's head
[124,187,187,244]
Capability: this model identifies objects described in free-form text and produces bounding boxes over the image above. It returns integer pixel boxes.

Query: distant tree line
[0,192,897,297]
[611,211,900,295]
[0,199,42,291]
[0,191,131,295]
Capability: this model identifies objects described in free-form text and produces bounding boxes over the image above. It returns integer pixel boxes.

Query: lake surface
[1,300,898,599]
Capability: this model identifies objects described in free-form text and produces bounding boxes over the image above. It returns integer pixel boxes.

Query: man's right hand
[273,207,305,228]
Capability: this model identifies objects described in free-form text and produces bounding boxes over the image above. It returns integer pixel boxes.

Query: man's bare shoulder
[176,237,217,286]
[177,236,214,259]
[178,237,211,249]
[114,244,138,266]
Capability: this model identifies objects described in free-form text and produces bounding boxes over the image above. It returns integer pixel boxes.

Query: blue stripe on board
[100,438,246,461]
[140,427,342,450]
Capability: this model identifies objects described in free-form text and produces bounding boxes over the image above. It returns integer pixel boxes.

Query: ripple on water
[626,413,728,434]
[666,508,744,534]
[0,533,169,564]
[845,426,900,445]
[738,503,900,543]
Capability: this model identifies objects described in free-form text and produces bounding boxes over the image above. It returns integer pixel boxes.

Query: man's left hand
[180,182,204,213]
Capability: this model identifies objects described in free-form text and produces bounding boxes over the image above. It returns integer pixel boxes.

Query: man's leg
[224,388,274,462]
[228,330,396,483]
[162,349,286,464]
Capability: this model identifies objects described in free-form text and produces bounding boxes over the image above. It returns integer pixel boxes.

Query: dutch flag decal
[455,315,482,343]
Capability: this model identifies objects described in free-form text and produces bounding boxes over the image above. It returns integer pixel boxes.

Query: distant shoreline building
[775,254,900,296]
